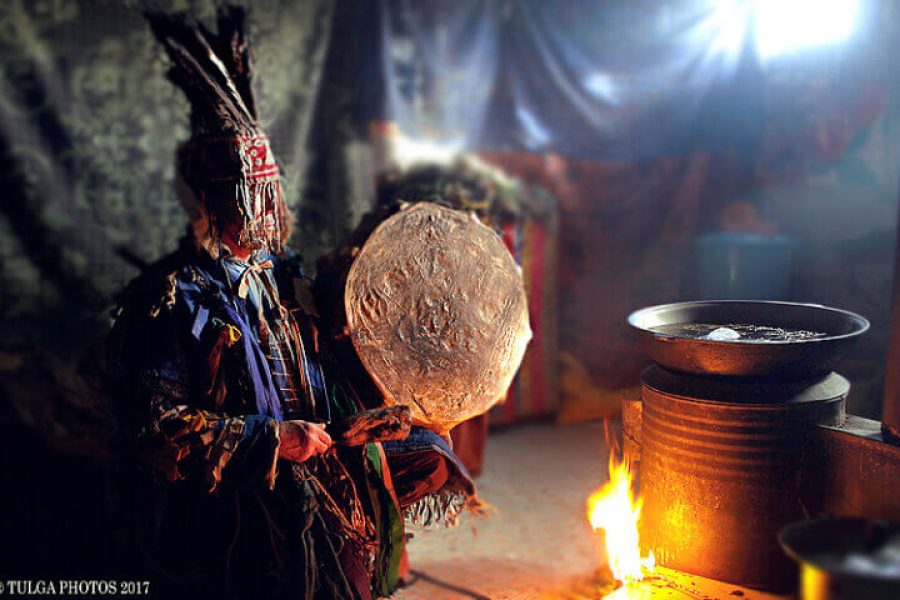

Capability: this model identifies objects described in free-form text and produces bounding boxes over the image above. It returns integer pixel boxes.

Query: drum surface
[345,203,531,433]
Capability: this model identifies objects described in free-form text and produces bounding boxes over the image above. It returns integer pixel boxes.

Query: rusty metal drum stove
[628,301,869,591]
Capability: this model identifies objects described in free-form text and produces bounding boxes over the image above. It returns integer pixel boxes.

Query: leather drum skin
[344,202,531,434]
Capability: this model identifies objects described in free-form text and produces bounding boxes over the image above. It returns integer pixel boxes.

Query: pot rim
[628,300,870,346]
[778,517,900,583]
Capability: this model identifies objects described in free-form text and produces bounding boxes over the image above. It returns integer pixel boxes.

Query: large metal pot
[779,518,900,600]
[628,300,868,379]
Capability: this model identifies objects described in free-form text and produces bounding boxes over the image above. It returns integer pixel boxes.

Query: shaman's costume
[108,9,474,599]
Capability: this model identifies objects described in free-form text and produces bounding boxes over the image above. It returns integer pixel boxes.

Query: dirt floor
[393,421,791,600]
[395,421,612,600]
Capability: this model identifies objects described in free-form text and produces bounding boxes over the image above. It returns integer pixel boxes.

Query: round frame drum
[344,203,531,433]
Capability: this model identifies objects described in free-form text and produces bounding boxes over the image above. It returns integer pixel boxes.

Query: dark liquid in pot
[650,323,828,342]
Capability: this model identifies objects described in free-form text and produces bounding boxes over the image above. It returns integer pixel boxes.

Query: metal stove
[626,300,869,592]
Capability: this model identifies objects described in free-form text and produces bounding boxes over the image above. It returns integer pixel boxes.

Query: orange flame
[587,453,655,582]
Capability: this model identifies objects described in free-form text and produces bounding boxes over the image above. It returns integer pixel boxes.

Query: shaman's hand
[278,420,333,463]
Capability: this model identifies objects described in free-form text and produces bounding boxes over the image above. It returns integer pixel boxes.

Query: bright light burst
[756,0,859,59]
[710,0,861,60]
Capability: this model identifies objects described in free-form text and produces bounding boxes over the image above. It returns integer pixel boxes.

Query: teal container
[693,232,793,300]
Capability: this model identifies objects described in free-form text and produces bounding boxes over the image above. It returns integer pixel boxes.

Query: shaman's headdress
[147,7,289,254]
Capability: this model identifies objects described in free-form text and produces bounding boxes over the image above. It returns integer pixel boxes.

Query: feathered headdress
[147,6,290,254]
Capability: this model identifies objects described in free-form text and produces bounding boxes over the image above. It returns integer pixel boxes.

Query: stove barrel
[638,366,848,591]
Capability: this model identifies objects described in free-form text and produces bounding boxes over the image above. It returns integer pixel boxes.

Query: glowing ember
[587,454,655,583]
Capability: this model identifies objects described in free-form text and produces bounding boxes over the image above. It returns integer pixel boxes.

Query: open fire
[587,453,655,583]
